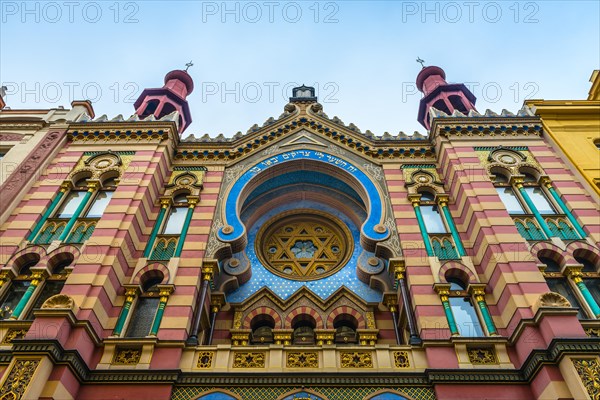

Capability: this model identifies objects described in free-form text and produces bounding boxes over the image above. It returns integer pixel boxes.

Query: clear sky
[1,1,599,137]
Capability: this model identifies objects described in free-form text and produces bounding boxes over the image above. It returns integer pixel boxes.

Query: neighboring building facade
[526,70,600,201]
[0,67,598,400]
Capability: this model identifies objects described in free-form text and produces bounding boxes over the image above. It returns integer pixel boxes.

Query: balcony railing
[66,219,98,243]
[34,219,67,244]
[513,215,580,241]
[513,216,545,241]
[545,216,580,240]
[429,234,460,260]
[33,218,98,245]
[149,235,179,260]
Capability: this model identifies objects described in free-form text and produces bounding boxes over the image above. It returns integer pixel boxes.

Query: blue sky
[1,1,599,137]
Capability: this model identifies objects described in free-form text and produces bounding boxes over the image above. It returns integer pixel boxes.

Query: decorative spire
[416,57,426,69]
[133,69,195,134]
[415,65,477,130]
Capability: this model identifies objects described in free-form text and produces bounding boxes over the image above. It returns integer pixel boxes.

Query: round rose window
[255,209,353,281]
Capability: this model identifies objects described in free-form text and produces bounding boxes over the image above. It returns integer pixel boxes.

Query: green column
[28,185,68,241]
[438,291,459,336]
[411,198,434,256]
[568,270,600,318]
[58,183,97,242]
[544,182,586,238]
[10,273,43,319]
[517,184,553,238]
[439,200,467,257]
[149,289,171,336]
[174,199,197,257]
[143,201,169,258]
[472,289,497,335]
[113,288,137,336]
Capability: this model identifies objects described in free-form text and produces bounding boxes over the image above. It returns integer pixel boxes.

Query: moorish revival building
[0,66,599,400]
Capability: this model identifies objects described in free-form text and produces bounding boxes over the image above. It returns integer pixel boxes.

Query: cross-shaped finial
[416,57,425,69]
[185,61,194,72]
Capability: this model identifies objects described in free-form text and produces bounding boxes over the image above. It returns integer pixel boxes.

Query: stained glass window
[125,297,160,337]
[0,281,30,320]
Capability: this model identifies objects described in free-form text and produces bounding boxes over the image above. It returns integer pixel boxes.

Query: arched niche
[217,150,389,253]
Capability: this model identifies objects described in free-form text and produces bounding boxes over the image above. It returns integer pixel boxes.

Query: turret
[133,69,194,133]
[416,65,477,130]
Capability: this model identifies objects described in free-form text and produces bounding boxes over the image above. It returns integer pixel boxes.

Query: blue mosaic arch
[218,149,389,246]
[366,392,411,400]
[277,390,328,400]
[195,391,239,400]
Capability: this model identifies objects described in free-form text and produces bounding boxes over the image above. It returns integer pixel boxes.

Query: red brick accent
[284,306,324,329]
[326,306,366,329]
[243,306,282,329]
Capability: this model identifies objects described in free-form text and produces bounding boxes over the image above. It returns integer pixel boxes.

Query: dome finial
[416,57,426,69]
[185,60,194,72]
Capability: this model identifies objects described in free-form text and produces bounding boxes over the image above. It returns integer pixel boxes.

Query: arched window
[26,255,72,319]
[539,256,586,319]
[432,99,451,115]
[333,314,358,344]
[448,95,468,114]
[250,314,275,344]
[35,173,117,244]
[492,168,580,241]
[163,193,190,234]
[411,187,464,260]
[84,175,117,218]
[446,277,484,337]
[494,171,526,214]
[159,103,177,119]
[418,191,447,233]
[0,256,39,320]
[575,254,600,312]
[149,192,192,261]
[142,99,159,117]
[292,315,316,345]
[124,274,163,338]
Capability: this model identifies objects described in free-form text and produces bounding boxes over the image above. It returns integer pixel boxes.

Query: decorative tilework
[218,150,388,243]
[171,386,436,400]
[196,352,214,369]
[227,200,382,303]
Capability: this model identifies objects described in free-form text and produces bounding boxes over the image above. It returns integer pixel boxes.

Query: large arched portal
[212,148,397,303]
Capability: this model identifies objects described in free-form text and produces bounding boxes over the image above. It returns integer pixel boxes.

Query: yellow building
[526,70,600,200]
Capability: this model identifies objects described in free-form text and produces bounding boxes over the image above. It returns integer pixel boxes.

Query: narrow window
[421,205,447,233]
[86,191,113,218]
[496,187,525,214]
[55,192,86,218]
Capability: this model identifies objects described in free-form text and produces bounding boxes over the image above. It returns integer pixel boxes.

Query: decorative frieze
[393,351,410,368]
[1,328,28,344]
[467,347,498,365]
[196,352,214,369]
[112,347,142,365]
[573,358,600,400]
[340,351,373,368]
[286,352,318,368]
[232,352,266,368]
[0,359,40,400]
